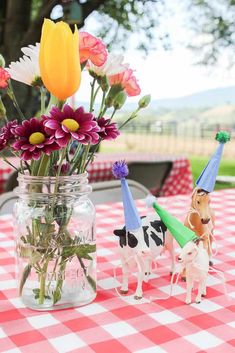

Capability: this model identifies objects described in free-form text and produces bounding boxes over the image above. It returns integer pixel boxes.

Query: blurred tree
[0,0,167,118]
[0,0,234,119]
[188,0,235,65]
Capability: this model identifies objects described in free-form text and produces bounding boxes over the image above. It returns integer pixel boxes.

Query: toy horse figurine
[184,131,230,271]
[184,188,215,264]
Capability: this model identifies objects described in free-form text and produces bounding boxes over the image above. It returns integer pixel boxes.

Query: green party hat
[146,195,197,248]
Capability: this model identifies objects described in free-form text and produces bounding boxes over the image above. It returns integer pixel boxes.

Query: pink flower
[97,117,120,140]
[0,134,7,151]
[12,118,59,161]
[109,68,141,97]
[0,67,10,89]
[0,119,18,151]
[79,32,107,67]
[43,104,100,147]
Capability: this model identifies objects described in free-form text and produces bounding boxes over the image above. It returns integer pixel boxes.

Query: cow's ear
[114,229,125,237]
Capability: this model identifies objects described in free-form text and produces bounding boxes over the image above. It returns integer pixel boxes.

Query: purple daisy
[43,104,100,147]
[0,119,18,151]
[12,118,59,161]
[97,117,120,140]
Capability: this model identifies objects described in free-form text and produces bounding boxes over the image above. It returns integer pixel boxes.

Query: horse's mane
[192,188,208,198]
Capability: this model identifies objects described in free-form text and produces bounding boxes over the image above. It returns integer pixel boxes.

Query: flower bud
[113,91,127,110]
[98,75,109,92]
[138,94,151,108]
[105,84,123,107]
[0,54,5,68]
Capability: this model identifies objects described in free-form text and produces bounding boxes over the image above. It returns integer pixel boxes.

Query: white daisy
[6,43,40,86]
[87,52,128,77]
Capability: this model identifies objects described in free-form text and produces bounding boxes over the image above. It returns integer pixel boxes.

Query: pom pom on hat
[146,194,157,208]
[215,131,230,144]
[112,160,141,231]
[196,130,230,192]
[112,160,129,179]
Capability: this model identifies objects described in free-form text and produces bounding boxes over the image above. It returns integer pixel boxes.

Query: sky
[63,1,235,103]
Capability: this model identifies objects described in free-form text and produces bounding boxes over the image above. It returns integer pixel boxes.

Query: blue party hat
[112,160,141,231]
[196,131,230,193]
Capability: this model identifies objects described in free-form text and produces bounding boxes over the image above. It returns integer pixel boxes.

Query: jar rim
[17,171,88,183]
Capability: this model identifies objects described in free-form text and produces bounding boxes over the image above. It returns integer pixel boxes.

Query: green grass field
[100,143,235,190]
[190,156,235,190]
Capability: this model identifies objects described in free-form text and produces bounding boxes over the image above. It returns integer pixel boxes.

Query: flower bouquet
[0,19,150,310]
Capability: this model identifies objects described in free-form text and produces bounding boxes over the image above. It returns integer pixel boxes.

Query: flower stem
[98,91,106,118]
[119,107,141,130]
[80,145,90,173]
[37,154,50,176]
[40,87,46,114]
[89,78,96,112]
[7,81,25,122]
[69,144,82,175]
[110,107,117,120]
[45,94,59,114]
[84,139,102,170]
[1,155,19,172]
[38,258,50,305]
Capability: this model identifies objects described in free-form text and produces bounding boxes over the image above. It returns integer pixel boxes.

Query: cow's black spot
[150,220,167,244]
[141,216,147,219]
[143,226,149,247]
[150,231,163,246]
[150,220,167,234]
[127,232,138,248]
[114,228,138,248]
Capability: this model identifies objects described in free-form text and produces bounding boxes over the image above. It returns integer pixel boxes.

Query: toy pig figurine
[178,240,209,304]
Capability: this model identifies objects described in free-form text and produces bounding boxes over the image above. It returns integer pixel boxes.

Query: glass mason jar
[14,173,96,311]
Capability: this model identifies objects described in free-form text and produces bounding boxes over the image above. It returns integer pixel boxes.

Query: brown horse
[184,188,215,263]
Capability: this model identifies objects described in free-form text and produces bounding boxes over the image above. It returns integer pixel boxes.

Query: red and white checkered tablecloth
[88,153,193,196]
[0,189,235,353]
[0,166,12,194]
[0,153,193,196]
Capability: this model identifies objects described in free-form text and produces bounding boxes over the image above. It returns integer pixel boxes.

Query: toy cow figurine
[178,240,209,304]
[114,214,175,300]
[112,161,175,300]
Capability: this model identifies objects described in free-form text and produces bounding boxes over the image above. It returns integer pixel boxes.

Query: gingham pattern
[0,189,235,353]
[0,166,12,193]
[0,154,193,196]
[88,153,193,196]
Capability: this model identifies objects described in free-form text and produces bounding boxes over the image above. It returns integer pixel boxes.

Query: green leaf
[19,264,31,295]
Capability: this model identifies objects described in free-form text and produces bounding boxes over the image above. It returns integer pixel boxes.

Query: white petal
[88,52,129,77]
[6,43,40,85]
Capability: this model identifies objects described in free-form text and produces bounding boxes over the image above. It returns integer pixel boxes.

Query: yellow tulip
[39,19,81,100]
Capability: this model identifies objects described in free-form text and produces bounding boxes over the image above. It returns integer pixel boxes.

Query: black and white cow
[114,214,175,300]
